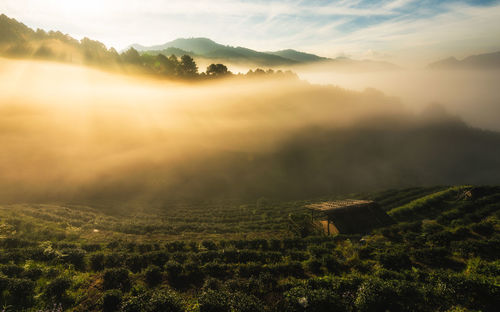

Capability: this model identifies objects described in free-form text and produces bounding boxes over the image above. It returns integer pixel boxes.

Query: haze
[0,58,402,203]
[295,66,500,131]
[3,0,500,65]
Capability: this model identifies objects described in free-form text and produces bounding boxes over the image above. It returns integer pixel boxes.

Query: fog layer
[296,66,500,131]
[1,58,500,206]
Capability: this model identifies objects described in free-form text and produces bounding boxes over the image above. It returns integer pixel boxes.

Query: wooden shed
[306,200,394,234]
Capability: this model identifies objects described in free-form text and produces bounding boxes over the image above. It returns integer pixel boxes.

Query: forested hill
[0,14,295,80]
[130,38,329,66]
[130,37,400,70]
[0,13,400,74]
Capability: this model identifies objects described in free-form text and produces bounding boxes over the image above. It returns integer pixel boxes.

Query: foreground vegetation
[0,186,498,311]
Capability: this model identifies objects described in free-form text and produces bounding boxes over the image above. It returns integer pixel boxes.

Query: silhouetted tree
[155,53,177,76]
[206,64,229,77]
[179,55,198,77]
[120,47,142,65]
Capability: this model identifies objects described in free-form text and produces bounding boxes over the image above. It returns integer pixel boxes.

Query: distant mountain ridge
[267,49,329,63]
[130,37,306,66]
[0,12,400,71]
[429,51,500,70]
[130,37,402,70]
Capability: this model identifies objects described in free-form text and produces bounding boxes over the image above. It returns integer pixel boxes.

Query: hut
[306,200,394,234]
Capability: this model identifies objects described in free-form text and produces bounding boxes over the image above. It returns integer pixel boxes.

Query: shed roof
[306,199,374,213]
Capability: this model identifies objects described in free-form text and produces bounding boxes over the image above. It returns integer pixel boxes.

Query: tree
[120,47,142,65]
[155,54,176,76]
[206,64,229,77]
[179,55,198,77]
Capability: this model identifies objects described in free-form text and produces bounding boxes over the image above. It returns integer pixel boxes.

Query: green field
[0,186,498,311]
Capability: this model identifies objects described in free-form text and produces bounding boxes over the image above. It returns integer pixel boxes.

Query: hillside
[428,51,500,70]
[131,37,302,66]
[0,14,301,80]
[0,185,498,311]
[267,49,329,63]
[0,13,400,73]
[0,14,123,68]
[131,37,401,70]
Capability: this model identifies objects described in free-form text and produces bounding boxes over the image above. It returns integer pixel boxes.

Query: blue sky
[2,0,500,64]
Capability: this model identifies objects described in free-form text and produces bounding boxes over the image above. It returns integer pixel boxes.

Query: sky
[2,0,500,65]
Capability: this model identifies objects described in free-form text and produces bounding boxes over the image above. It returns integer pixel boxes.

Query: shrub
[148,290,185,312]
[354,279,399,312]
[145,265,163,287]
[44,276,72,300]
[305,259,323,275]
[202,240,217,250]
[376,250,412,270]
[102,289,122,312]
[202,262,228,278]
[122,290,184,312]
[471,222,495,237]
[90,253,105,271]
[61,248,86,270]
[8,278,35,307]
[103,268,130,291]
[126,254,145,273]
[230,292,265,312]
[104,253,124,268]
[198,289,230,312]
[0,264,24,277]
[284,286,345,312]
[23,264,43,280]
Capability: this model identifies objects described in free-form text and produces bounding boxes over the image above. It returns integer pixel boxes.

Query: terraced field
[0,186,498,311]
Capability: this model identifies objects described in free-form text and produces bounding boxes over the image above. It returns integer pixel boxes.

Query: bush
[104,253,124,268]
[126,254,145,273]
[8,278,35,307]
[230,292,265,312]
[323,255,342,274]
[122,290,184,312]
[44,276,72,300]
[90,253,105,271]
[198,289,230,312]
[61,248,86,270]
[376,250,412,270]
[202,240,217,250]
[305,259,323,275]
[354,279,400,312]
[145,265,163,287]
[102,289,122,312]
[0,264,24,277]
[148,290,185,312]
[471,222,495,237]
[284,286,345,312]
[103,268,130,291]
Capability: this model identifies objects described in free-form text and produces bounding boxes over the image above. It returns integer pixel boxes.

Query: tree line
[0,14,297,81]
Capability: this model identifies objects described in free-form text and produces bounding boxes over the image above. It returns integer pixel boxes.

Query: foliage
[0,186,498,311]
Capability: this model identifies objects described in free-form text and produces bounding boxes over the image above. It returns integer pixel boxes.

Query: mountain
[131,38,403,70]
[132,37,225,55]
[267,49,329,63]
[129,37,327,66]
[0,13,397,71]
[429,51,500,70]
